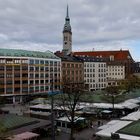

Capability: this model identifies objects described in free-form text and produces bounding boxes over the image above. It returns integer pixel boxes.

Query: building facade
[61,56,84,84]
[79,57,107,91]
[106,64,125,86]
[74,50,134,77]
[0,49,61,103]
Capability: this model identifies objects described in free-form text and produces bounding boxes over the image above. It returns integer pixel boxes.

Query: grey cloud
[0,0,140,60]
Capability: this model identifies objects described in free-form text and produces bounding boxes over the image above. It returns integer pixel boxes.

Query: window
[35,74,39,78]
[30,67,34,71]
[0,59,5,63]
[67,123,71,128]
[6,80,12,85]
[6,66,12,71]
[0,66,4,70]
[40,67,44,71]
[22,80,28,84]
[30,74,34,78]
[22,74,28,77]
[6,59,13,64]
[14,88,20,92]
[45,61,49,64]
[15,73,20,77]
[22,66,28,70]
[22,88,28,92]
[0,88,4,92]
[40,60,44,64]
[14,66,20,71]
[6,88,13,93]
[45,67,49,71]
[50,67,53,72]
[35,86,39,91]
[35,60,39,64]
[54,62,57,66]
[45,86,49,90]
[64,36,68,41]
[6,74,12,78]
[29,59,34,64]
[57,122,61,127]
[0,74,4,78]
[50,61,53,66]
[14,59,21,64]
[35,67,39,71]
[35,80,39,84]
[62,122,65,127]
[30,87,34,92]
[45,73,49,78]
[30,80,34,84]
[22,60,28,64]
[40,86,44,91]
[62,63,65,67]
[15,80,20,84]
[45,80,48,84]
[40,80,44,84]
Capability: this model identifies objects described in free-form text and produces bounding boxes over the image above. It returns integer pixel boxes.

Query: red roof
[74,50,133,61]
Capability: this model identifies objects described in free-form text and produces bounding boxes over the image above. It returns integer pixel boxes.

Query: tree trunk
[70,123,74,140]
[70,111,75,140]
[112,95,115,117]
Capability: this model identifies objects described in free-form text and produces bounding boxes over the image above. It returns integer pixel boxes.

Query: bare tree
[104,86,120,117]
[56,81,86,140]
[119,74,140,93]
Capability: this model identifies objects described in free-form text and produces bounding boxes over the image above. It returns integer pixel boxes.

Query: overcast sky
[0,0,140,61]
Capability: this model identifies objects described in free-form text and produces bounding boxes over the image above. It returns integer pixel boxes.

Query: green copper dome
[63,5,72,33]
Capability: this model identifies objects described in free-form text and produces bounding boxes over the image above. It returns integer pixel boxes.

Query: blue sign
[48,90,62,95]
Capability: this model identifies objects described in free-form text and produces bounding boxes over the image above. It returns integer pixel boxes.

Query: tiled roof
[0,48,60,59]
[76,56,107,62]
[74,50,134,61]
[60,55,83,62]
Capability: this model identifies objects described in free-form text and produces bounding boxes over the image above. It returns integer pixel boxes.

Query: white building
[77,57,107,91]
[106,64,125,86]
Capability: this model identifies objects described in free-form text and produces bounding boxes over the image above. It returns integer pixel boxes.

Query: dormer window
[110,55,114,61]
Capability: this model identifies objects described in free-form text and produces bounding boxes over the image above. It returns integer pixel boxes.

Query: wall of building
[61,61,84,83]
[106,65,125,86]
[0,57,61,103]
[84,62,107,91]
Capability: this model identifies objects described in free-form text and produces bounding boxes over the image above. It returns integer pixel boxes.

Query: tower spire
[63,4,71,33]
[66,4,69,18]
[62,5,72,55]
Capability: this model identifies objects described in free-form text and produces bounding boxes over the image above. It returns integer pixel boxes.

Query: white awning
[121,111,140,121]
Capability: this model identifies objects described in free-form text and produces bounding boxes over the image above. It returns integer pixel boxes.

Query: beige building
[106,63,125,86]
[0,48,61,103]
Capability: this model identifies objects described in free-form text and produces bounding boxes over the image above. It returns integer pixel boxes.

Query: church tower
[62,5,72,55]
